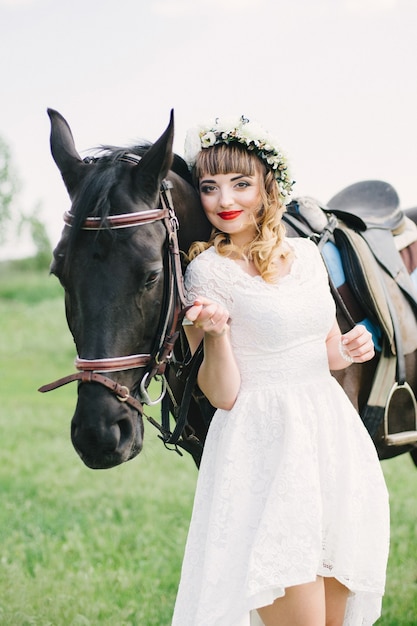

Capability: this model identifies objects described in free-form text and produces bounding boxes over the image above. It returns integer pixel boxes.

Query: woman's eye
[236,181,250,189]
[200,185,216,194]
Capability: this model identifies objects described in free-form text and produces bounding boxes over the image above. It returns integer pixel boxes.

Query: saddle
[327,181,417,313]
[284,180,417,447]
[327,179,404,231]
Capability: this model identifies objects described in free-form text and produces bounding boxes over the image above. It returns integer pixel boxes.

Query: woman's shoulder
[286,236,328,281]
[185,247,223,283]
[186,247,224,273]
[189,246,218,262]
[286,236,320,259]
[184,247,233,307]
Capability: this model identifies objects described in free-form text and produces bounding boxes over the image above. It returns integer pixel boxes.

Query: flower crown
[184,115,294,202]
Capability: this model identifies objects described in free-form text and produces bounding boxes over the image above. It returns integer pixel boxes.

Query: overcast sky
[1,0,416,258]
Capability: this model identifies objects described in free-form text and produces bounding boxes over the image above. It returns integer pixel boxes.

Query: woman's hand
[340,324,375,364]
[185,297,230,337]
[326,320,375,370]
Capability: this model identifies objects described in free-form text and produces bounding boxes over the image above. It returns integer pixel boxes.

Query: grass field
[1,263,416,625]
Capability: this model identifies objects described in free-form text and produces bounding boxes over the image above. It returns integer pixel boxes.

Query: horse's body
[42,110,417,470]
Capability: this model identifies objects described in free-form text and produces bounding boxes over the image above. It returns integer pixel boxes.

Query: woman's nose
[219,188,234,207]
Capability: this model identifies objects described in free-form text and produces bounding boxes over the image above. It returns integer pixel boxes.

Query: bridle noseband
[39,176,189,421]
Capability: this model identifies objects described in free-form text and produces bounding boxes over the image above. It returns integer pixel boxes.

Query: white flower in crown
[184,115,294,203]
[214,116,241,136]
[201,131,217,148]
[183,126,204,165]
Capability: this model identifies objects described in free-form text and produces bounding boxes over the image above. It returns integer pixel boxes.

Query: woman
[171,116,389,626]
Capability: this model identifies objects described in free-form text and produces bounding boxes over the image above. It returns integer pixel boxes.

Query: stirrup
[384,381,417,446]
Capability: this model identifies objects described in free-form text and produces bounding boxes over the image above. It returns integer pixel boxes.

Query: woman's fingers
[185,299,229,334]
[341,325,375,363]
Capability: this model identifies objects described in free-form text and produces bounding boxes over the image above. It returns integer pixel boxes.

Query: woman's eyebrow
[230,174,252,181]
[200,174,252,185]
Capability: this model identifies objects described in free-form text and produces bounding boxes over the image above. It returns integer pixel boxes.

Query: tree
[0,135,20,245]
[0,134,51,266]
[19,204,53,269]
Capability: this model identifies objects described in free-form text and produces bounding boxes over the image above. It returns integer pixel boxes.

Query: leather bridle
[39,177,189,422]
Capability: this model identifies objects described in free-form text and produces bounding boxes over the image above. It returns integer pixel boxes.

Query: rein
[39,177,189,426]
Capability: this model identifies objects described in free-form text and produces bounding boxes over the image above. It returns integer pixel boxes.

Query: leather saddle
[327,179,404,231]
[327,181,417,316]
[284,181,417,445]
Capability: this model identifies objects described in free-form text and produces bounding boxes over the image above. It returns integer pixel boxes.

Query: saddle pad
[334,223,417,357]
[399,238,417,293]
[394,216,417,251]
[360,226,417,310]
[320,241,382,351]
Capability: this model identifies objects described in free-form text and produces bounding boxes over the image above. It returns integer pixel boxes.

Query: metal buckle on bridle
[116,385,131,402]
[161,179,179,230]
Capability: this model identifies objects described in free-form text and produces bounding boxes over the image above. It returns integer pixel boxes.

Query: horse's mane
[171,153,194,185]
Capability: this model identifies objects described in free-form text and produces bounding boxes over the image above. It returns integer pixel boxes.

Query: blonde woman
[172,116,389,626]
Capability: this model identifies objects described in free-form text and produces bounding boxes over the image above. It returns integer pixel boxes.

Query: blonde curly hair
[187,143,287,283]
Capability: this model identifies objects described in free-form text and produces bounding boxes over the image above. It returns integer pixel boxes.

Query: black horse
[40,110,417,470]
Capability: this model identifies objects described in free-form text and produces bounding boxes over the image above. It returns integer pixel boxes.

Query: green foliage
[18,206,53,270]
[0,135,20,243]
[0,134,52,264]
[0,266,416,625]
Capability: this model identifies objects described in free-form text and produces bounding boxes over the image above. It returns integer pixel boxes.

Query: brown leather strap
[38,371,143,412]
[144,184,188,383]
[64,208,170,230]
[75,354,151,372]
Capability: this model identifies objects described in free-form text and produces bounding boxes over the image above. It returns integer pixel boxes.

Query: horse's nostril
[103,423,121,452]
[118,417,133,447]
[71,420,121,453]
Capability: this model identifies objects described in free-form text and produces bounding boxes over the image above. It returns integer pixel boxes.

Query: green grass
[0,265,197,625]
[380,456,417,625]
[0,260,62,303]
[1,261,416,625]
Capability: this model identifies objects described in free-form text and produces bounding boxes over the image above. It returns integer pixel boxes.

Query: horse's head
[46,109,209,469]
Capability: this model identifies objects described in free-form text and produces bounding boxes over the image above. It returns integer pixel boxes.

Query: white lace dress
[171,238,389,626]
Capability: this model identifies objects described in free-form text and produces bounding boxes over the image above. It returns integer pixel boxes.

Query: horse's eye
[145,269,162,290]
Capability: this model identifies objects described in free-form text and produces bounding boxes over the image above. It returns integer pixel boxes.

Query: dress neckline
[213,239,299,283]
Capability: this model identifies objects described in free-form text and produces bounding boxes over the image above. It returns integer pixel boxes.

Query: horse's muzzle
[70,385,144,469]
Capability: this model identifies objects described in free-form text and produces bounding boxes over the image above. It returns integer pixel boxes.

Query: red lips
[218,211,243,220]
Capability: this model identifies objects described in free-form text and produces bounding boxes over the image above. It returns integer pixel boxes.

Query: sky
[1,0,416,258]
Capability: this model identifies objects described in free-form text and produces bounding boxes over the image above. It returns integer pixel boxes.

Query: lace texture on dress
[172,238,389,626]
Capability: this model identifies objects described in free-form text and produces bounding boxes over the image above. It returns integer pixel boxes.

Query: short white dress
[172,238,390,626]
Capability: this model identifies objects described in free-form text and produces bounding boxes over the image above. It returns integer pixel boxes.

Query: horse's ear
[47,108,88,195]
[132,110,174,195]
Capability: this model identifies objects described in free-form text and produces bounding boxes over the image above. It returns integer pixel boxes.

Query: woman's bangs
[196,143,260,178]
